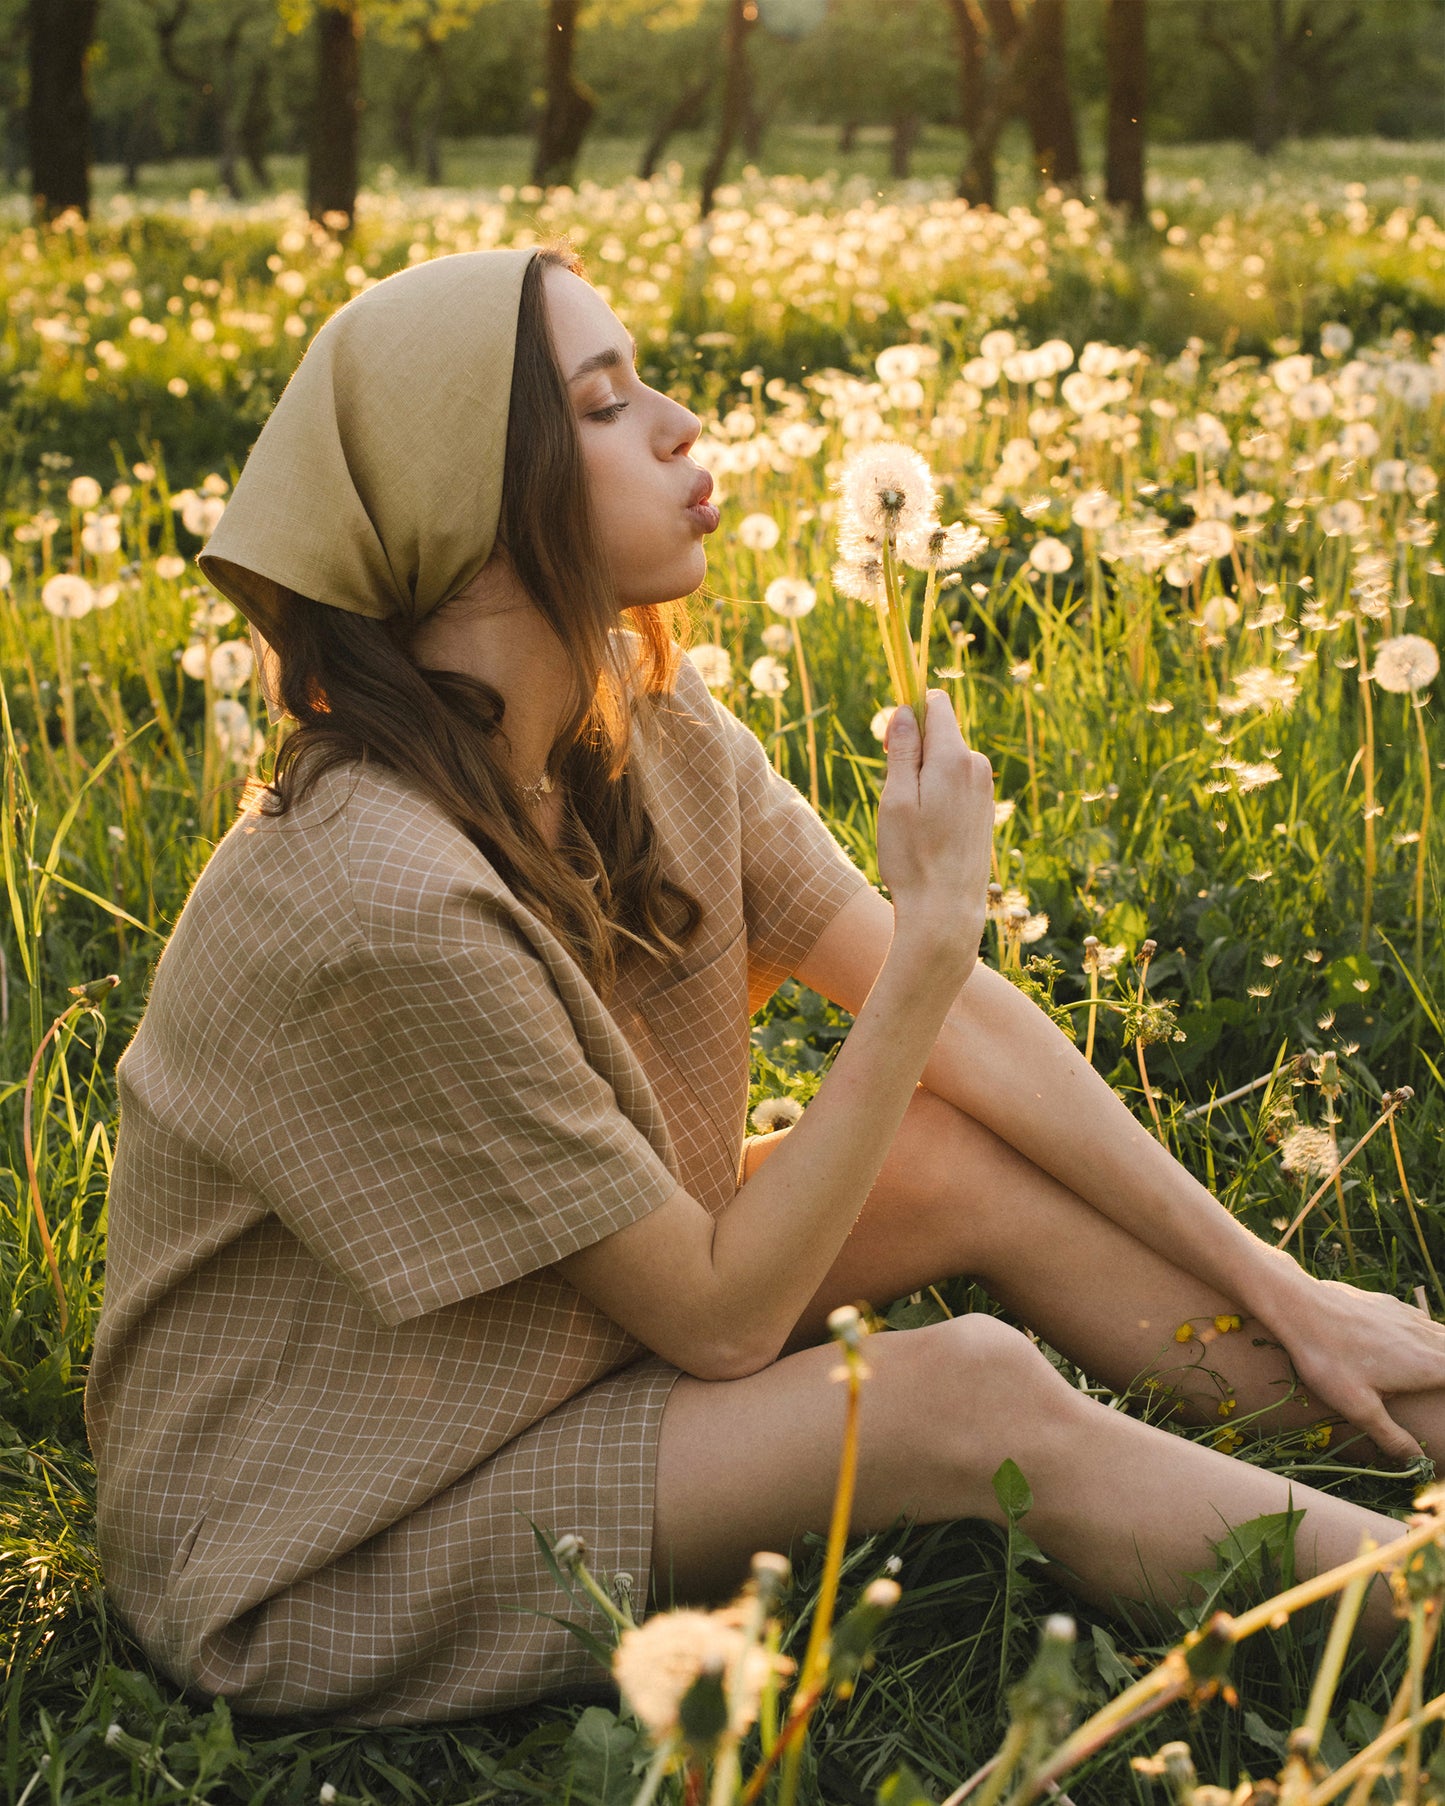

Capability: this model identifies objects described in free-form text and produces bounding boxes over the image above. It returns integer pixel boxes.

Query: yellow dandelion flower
[1174,1322,1194,1344]
[1216,1397,1237,1419]
[1214,1428,1243,1454]
[1213,1313,1242,1334]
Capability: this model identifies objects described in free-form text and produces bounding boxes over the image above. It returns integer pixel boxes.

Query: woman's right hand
[877,692,995,977]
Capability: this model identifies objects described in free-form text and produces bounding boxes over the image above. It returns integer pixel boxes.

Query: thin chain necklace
[519,770,554,807]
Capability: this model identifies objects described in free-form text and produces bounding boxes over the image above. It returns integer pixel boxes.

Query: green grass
[1,144,1443,1802]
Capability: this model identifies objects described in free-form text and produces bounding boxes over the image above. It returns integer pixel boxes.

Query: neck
[409,558,573,792]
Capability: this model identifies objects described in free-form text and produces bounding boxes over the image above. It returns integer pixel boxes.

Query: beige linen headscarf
[198,247,537,722]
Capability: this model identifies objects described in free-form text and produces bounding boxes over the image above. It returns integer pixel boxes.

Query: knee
[888,1316,1085,1505]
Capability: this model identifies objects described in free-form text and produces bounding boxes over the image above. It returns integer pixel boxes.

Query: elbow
[683,1332,779,1384]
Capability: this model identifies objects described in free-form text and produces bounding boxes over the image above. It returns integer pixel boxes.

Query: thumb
[885,702,919,769]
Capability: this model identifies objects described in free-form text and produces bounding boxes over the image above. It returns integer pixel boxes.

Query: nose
[660,390,702,456]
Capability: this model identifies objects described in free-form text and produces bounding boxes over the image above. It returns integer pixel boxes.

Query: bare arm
[796,886,1312,1322]
[558,695,995,1381]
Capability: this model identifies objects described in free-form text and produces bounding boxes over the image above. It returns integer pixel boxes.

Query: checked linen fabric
[85,648,872,1724]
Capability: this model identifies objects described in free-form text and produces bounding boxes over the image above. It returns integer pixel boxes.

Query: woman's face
[543,265,717,609]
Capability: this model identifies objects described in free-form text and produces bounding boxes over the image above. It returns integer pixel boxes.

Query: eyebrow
[567,335,638,384]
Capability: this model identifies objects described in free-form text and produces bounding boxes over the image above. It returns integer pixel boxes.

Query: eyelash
[588,401,629,423]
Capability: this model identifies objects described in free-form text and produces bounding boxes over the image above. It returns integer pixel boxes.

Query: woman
[86,243,1445,1725]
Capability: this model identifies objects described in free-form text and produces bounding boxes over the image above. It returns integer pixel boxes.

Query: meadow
[1,137,1444,1802]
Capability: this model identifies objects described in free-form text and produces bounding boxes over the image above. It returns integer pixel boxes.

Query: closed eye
[587,400,630,423]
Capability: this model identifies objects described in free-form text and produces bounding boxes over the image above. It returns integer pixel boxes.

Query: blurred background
[11,0,1445,227]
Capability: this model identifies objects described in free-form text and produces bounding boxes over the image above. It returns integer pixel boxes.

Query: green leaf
[564,1706,647,1806]
[991,1457,1033,1525]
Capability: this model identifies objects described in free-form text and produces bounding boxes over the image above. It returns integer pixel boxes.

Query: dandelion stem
[1299,1536,1376,1756]
[1276,1102,1399,1251]
[1355,614,1377,956]
[776,1327,867,1806]
[1412,696,1432,976]
[1083,965,1099,1067]
[1388,1108,1445,1316]
[790,617,820,812]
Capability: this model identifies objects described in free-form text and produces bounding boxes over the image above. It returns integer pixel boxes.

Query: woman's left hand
[1257,1273,1445,1465]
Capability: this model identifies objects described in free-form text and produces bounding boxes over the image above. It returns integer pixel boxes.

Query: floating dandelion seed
[41,574,95,618]
[1371,634,1439,694]
[1235,760,1283,793]
[686,643,732,690]
[764,576,817,618]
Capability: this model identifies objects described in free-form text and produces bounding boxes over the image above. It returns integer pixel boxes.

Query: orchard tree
[138,0,275,198]
[1104,0,1146,220]
[940,0,1082,206]
[28,0,101,219]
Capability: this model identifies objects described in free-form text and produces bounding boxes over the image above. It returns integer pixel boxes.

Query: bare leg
[742,1089,1445,1463]
[651,1315,1407,1649]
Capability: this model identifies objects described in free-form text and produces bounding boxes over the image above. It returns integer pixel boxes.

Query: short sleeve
[226,917,680,1327]
[674,655,874,1005]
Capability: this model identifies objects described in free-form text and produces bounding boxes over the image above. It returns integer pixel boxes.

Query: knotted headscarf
[197,246,537,720]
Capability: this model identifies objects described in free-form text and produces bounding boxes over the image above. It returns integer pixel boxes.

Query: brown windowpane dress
[85,651,872,1725]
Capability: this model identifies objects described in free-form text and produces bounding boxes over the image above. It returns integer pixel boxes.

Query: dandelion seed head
[739,512,782,552]
[41,573,95,619]
[1371,633,1439,694]
[748,654,789,697]
[764,576,817,619]
[686,643,732,690]
[751,1095,803,1133]
[836,441,938,538]
[1280,1126,1338,1179]
[1028,536,1073,574]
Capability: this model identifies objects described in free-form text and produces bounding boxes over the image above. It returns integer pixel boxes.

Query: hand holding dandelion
[876,691,995,971]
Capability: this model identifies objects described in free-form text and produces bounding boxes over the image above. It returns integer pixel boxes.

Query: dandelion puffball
[1371,634,1439,694]
[154,555,187,581]
[749,654,790,697]
[1185,519,1235,562]
[835,441,938,539]
[612,1607,792,1742]
[0,554,10,589]
[898,520,987,573]
[764,576,817,618]
[1027,537,1072,575]
[738,512,782,552]
[67,475,103,509]
[41,573,96,618]
[870,705,895,742]
[210,638,255,693]
[685,643,732,689]
[181,643,209,680]
[760,623,792,655]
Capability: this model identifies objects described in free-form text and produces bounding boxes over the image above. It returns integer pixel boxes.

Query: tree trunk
[215,14,246,199]
[1253,0,1286,156]
[1020,0,1081,189]
[1104,0,1146,220]
[942,0,998,207]
[699,0,755,217]
[838,118,859,153]
[740,91,765,161]
[532,0,594,188]
[240,56,272,189]
[639,77,711,181]
[307,0,362,229]
[421,33,444,185]
[27,0,100,221]
[890,111,920,179]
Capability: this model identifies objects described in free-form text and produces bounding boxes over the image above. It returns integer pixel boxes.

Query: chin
[617,549,708,612]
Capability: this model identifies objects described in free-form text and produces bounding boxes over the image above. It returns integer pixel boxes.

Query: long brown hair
[254,245,702,997]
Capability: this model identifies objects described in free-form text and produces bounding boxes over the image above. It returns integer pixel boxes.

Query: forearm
[922,961,1312,1318]
[710,934,970,1368]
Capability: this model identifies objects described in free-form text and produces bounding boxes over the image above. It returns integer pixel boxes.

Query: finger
[1348,1394,1426,1466]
